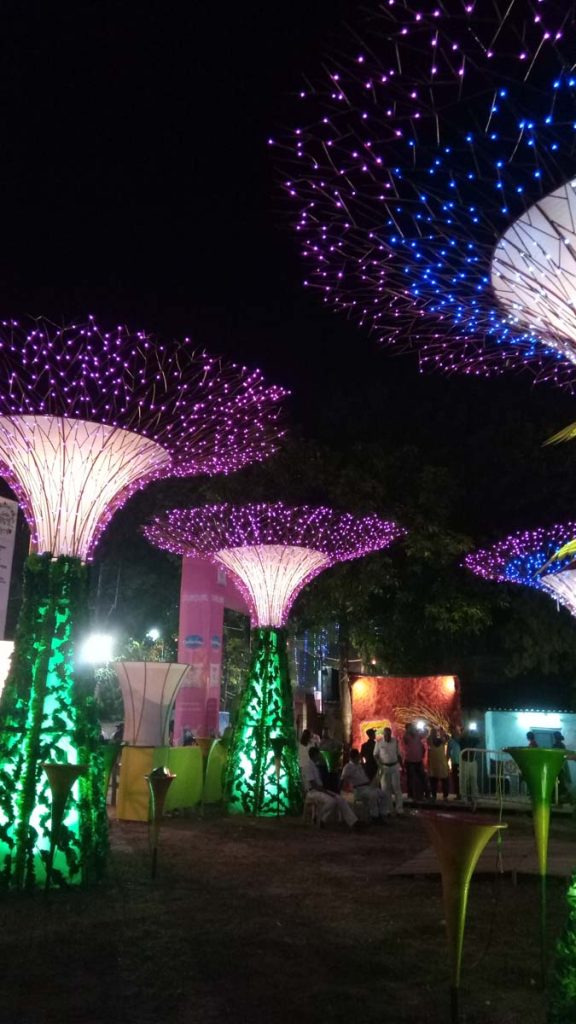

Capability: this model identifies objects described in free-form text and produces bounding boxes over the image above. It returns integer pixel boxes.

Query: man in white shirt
[340,749,389,821]
[374,727,404,815]
[302,746,359,829]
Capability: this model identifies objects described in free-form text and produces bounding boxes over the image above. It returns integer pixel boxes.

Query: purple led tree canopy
[0,318,288,476]
[144,502,403,560]
[278,0,576,386]
[0,319,288,560]
[144,503,405,626]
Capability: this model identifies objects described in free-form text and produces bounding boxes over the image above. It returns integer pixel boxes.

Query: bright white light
[0,640,14,697]
[0,415,171,560]
[215,544,331,626]
[491,180,576,364]
[416,719,426,730]
[517,711,562,729]
[147,628,161,642]
[79,633,115,665]
[469,721,478,731]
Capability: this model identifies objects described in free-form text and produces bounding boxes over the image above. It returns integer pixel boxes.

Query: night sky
[0,3,568,424]
[2,1,576,669]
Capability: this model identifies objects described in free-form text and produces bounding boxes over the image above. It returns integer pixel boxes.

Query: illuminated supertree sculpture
[0,318,287,887]
[464,522,576,612]
[277,0,576,386]
[144,503,404,816]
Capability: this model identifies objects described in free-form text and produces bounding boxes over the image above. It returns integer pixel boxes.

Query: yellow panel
[152,746,203,810]
[360,718,391,740]
[203,740,228,804]
[117,746,204,820]
[116,746,155,821]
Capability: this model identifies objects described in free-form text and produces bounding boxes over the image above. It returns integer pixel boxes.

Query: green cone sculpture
[226,628,300,816]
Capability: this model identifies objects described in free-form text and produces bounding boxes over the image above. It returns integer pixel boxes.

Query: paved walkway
[390,834,575,879]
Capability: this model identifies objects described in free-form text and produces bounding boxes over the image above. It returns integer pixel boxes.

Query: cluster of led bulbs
[465,521,576,617]
[277,0,576,387]
[144,503,405,626]
[0,317,288,560]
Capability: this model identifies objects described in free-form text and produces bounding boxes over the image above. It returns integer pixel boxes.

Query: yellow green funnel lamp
[505,747,566,980]
[419,812,507,1024]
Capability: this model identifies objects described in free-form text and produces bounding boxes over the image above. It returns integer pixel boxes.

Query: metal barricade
[459,747,558,806]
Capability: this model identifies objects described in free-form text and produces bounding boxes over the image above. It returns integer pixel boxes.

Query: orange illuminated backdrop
[351,674,461,749]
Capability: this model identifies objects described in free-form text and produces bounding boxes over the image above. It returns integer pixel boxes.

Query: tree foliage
[84,387,576,710]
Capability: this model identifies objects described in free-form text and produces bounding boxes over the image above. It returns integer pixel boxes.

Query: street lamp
[79,633,115,666]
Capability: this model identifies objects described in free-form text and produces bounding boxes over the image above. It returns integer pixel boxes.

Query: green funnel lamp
[505,747,566,981]
[419,812,507,1023]
[42,762,88,890]
[145,766,176,879]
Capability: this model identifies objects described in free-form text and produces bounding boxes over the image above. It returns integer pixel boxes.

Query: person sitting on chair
[302,747,362,831]
[340,749,389,822]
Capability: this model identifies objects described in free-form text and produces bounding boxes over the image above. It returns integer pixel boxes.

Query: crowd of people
[299,721,482,830]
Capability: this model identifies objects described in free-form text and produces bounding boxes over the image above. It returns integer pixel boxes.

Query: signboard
[185,634,204,649]
[176,558,248,738]
[0,499,18,639]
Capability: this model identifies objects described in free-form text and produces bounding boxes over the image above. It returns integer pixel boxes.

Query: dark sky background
[2,1,576,699]
[0,0,572,483]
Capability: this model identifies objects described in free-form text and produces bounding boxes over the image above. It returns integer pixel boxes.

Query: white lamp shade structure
[115,661,190,746]
[215,544,331,627]
[540,568,576,618]
[492,179,576,364]
[0,416,171,561]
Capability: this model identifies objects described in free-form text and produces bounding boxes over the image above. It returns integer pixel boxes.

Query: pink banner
[175,557,248,739]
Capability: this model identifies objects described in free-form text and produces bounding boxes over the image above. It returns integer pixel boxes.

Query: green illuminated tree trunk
[226,627,303,817]
[549,875,576,1022]
[0,554,107,888]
